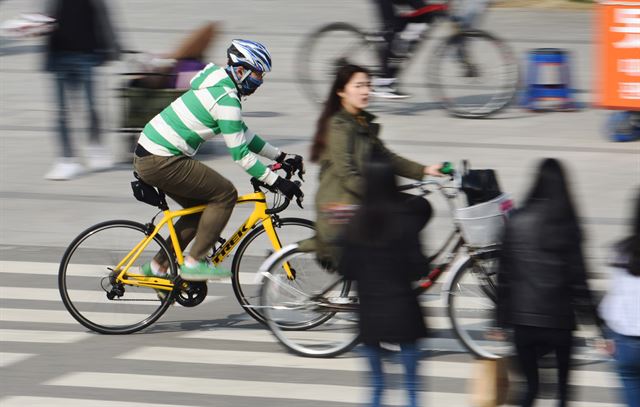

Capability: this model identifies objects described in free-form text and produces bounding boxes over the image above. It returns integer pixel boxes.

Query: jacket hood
[190,63,238,92]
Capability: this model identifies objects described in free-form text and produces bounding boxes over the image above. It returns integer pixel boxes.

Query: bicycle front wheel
[58,220,177,334]
[428,29,519,118]
[231,217,316,324]
[447,254,513,359]
[260,245,360,358]
[298,23,380,104]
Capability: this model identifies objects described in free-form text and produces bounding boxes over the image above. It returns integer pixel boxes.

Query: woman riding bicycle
[133,39,304,281]
[306,63,443,268]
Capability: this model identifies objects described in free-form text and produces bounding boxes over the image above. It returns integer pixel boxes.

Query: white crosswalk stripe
[0,352,34,367]
[118,346,622,388]
[44,371,467,406]
[0,329,91,343]
[0,396,192,407]
[0,262,626,407]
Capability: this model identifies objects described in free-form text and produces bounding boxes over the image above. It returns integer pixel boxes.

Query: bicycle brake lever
[294,180,304,208]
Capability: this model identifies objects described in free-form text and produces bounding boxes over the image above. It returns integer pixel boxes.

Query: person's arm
[214,98,278,185]
[373,138,426,180]
[91,0,121,60]
[568,242,603,330]
[242,123,281,160]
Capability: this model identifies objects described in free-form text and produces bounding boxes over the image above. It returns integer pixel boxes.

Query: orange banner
[596,1,640,109]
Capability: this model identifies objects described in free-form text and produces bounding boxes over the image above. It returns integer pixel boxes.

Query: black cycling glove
[273,176,304,200]
[277,152,305,179]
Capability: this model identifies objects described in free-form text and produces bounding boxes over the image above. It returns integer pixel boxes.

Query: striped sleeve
[212,95,278,185]
[243,123,281,160]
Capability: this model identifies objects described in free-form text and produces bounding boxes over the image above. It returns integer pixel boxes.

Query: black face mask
[227,66,263,96]
[240,74,263,96]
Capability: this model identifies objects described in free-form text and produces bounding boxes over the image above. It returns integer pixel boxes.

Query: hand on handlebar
[424,164,444,177]
[276,153,305,181]
[273,176,304,207]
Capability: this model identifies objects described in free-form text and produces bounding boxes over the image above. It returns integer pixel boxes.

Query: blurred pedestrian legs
[44,0,120,180]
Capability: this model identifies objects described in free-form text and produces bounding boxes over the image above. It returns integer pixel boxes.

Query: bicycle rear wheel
[260,244,360,358]
[447,254,513,359]
[231,218,316,324]
[58,220,176,334]
[298,22,380,104]
[428,29,519,118]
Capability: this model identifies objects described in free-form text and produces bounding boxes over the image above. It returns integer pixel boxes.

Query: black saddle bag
[131,172,163,207]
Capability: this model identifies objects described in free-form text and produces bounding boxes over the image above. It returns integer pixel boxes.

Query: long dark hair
[347,157,403,246]
[525,158,582,241]
[309,64,370,162]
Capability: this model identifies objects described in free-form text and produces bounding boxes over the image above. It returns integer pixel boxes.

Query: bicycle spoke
[448,256,513,359]
[59,221,176,334]
[231,218,316,324]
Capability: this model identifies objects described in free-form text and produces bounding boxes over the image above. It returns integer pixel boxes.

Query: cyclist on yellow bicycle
[133,39,304,282]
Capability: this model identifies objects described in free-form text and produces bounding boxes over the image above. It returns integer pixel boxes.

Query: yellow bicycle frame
[112,191,294,292]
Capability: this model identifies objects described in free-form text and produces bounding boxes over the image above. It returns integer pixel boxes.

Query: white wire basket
[455,193,513,247]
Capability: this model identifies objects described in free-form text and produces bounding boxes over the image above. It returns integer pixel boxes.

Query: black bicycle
[298,2,519,118]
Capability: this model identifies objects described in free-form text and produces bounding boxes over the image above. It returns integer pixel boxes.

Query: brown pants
[133,154,238,262]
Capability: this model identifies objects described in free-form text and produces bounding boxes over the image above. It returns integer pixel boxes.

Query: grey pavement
[0,0,637,406]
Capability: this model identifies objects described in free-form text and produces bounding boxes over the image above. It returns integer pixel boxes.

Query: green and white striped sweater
[138,63,280,185]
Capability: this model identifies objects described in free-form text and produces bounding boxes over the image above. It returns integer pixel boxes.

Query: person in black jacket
[44,0,120,180]
[339,156,429,407]
[496,158,599,407]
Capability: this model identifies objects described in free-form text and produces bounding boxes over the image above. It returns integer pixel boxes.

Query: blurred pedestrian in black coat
[339,157,429,407]
[496,158,599,407]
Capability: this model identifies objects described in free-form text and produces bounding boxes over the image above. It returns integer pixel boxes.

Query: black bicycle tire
[298,22,371,104]
[447,255,501,359]
[428,29,519,118]
[231,217,316,325]
[260,245,360,358]
[58,220,177,334]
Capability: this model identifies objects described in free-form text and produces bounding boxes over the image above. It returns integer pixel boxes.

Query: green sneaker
[180,261,231,282]
[139,262,167,277]
[139,263,173,303]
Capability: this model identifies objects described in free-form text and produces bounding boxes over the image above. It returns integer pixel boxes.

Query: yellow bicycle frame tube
[115,191,295,290]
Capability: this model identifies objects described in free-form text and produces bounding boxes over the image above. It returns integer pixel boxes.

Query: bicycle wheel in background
[447,253,513,359]
[298,22,380,104]
[260,245,360,358]
[231,218,316,324]
[428,29,519,118]
[58,220,177,334]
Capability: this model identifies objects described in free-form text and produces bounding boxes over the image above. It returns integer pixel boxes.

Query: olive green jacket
[311,108,425,264]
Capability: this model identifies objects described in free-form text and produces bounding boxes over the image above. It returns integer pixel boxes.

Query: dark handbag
[131,172,164,207]
[461,162,502,206]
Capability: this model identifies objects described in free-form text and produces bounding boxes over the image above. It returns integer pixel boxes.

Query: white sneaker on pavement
[44,158,85,181]
[86,143,114,172]
[371,77,411,99]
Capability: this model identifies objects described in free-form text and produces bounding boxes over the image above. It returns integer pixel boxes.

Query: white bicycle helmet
[227,39,272,73]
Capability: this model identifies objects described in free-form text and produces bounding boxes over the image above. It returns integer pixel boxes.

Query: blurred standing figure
[44,0,120,180]
[339,157,429,407]
[599,189,640,407]
[371,0,489,98]
[307,63,443,267]
[496,158,600,407]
